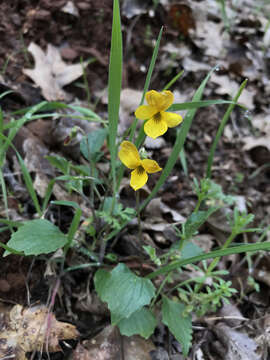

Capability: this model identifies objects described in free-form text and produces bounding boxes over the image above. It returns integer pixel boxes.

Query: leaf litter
[0,304,78,360]
[0,0,270,358]
[23,43,88,101]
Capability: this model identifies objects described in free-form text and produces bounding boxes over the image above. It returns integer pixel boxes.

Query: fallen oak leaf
[0,304,79,360]
[23,42,88,101]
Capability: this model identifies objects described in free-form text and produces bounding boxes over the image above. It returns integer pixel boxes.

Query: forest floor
[0,0,270,359]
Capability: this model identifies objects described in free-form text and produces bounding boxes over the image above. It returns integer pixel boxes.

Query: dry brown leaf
[242,113,270,166]
[122,0,148,19]
[168,3,196,37]
[194,19,225,58]
[211,73,255,108]
[123,335,156,360]
[0,304,79,360]
[217,302,245,327]
[191,234,214,253]
[145,197,185,224]
[182,57,211,72]
[214,323,260,360]
[73,325,155,360]
[243,136,270,152]
[73,325,121,360]
[23,42,87,101]
[61,0,79,16]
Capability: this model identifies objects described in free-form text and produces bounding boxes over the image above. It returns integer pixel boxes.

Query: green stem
[193,196,203,213]
[194,231,237,293]
[207,231,237,273]
[206,79,247,178]
[0,168,9,221]
[150,271,172,309]
[136,191,142,242]
[0,242,24,255]
[64,208,82,254]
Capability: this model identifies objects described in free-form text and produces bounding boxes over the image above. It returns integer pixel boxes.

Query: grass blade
[170,99,245,111]
[41,178,56,213]
[16,151,42,216]
[108,0,123,198]
[0,90,13,99]
[0,133,42,216]
[0,168,9,221]
[146,241,270,279]
[179,147,188,176]
[163,69,184,91]
[206,79,248,178]
[64,208,82,253]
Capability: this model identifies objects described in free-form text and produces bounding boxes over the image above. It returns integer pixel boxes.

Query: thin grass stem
[206,79,248,179]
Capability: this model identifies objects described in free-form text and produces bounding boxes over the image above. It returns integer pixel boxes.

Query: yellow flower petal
[144,118,168,139]
[141,159,162,174]
[146,90,173,112]
[130,167,148,191]
[163,112,183,128]
[118,141,141,169]
[135,105,157,120]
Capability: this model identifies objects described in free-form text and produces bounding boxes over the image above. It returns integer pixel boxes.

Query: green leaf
[118,307,157,339]
[162,297,192,356]
[4,219,67,256]
[183,208,218,239]
[10,102,106,123]
[50,200,81,209]
[181,242,203,260]
[80,128,108,160]
[204,179,236,205]
[46,155,70,174]
[95,263,155,324]
[68,105,103,122]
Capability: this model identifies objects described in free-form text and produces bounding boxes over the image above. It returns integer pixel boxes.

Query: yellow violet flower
[135,90,183,139]
[118,141,162,191]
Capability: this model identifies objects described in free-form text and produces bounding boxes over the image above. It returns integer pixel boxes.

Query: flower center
[137,165,145,175]
[153,112,162,123]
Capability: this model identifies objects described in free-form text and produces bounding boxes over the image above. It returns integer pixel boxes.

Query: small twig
[205,315,248,322]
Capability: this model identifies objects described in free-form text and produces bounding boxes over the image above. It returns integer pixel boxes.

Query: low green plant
[0,0,269,357]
